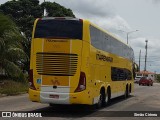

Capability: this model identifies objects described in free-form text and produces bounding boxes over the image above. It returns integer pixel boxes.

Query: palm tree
[0,13,27,80]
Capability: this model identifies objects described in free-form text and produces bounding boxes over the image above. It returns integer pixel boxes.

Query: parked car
[139,77,153,86]
[134,76,142,83]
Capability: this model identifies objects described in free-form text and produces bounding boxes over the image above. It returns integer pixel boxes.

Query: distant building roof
[136,70,156,75]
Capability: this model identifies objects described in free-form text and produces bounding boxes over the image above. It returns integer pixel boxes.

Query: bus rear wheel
[124,85,129,98]
[104,88,110,106]
[96,88,106,108]
[96,88,110,108]
[96,93,103,109]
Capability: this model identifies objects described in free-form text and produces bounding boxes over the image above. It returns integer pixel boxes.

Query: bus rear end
[29,18,91,105]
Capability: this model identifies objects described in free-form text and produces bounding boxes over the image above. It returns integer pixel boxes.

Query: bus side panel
[33,39,44,90]
[69,40,82,93]
[29,38,43,102]
[70,20,95,105]
[69,41,94,104]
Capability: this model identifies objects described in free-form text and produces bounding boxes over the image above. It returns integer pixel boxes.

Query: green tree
[0,13,27,80]
[0,0,75,73]
[0,0,43,72]
[41,2,75,17]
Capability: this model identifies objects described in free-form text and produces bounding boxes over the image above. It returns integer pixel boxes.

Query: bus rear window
[34,19,83,40]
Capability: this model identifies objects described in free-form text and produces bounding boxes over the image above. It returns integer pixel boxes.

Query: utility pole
[139,49,141,72]
[144,40,148,71]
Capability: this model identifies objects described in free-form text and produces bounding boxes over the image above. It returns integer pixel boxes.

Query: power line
[135,60,160,62]
[135,56,160,58]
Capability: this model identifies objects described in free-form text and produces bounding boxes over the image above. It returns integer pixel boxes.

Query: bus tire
[124,85,129,98]
[129,84,132,95]
[104,87,111,106]
[96,88,105,109]
[96,93,103,109]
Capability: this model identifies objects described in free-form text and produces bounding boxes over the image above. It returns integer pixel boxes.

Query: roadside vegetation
[0,12,27,96]
[0,12,27,81]
[0,78,28,96]
[156,74,160,82]
[0,0,75,72]
[0,0,75,96]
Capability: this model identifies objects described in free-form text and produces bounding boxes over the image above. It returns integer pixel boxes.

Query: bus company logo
[46,39,57,42]
[96,52,113,63]
[46,39,67,42]
[51,79,60,86]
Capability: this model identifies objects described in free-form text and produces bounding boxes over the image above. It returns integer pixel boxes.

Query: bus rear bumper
[29,88,40,102]
[29,89,92,105]
[40,92,70,104]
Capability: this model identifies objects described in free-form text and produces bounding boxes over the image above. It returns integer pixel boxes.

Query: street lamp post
[44,0,46,17]
[127,30,139,44]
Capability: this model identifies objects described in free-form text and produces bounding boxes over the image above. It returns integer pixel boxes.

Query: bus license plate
[49,94,59,99]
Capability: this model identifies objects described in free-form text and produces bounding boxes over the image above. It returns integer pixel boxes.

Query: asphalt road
[0,83,160,120]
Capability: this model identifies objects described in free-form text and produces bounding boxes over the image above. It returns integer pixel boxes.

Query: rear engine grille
[36,52,78,76]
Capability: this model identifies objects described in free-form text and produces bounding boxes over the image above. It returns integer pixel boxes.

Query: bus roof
[40,17,82,21]
[37,17,132,49]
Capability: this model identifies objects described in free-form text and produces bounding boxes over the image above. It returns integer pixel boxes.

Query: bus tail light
[29,69,36,90]
[75,72,86,92]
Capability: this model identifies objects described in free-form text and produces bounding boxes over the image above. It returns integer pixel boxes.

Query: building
[135,70,156,81]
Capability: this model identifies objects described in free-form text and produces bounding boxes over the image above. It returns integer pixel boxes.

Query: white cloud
[3,0,157,73]
[129,37,160,72]
[54,0,115,18]
[53,0,132,41]
[53,0,159,73]
[151,0,160,4]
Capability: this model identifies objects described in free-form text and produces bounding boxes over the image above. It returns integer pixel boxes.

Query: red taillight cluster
[75,72,86,92]
[29,69,36,90]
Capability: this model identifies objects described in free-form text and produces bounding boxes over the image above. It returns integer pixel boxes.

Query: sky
[1,0,160,73]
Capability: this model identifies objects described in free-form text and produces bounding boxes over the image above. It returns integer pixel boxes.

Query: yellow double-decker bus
[29,17,136,108]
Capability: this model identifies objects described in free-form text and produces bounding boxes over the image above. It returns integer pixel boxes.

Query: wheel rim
[105,94,108,103]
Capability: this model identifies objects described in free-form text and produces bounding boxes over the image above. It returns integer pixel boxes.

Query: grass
[0,79,28,96]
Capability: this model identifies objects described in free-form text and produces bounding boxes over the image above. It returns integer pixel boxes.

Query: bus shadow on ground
[107,95,134,107]
[29,95,134,117]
